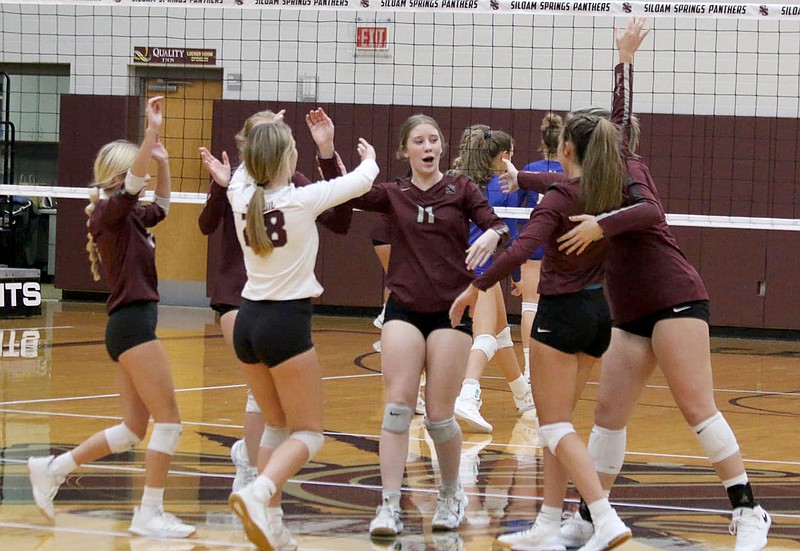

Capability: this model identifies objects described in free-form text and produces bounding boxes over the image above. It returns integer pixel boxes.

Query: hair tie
[483,131,491,140]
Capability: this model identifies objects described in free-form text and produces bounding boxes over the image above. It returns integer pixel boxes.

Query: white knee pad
[148,422,182,456]
[588,425,627,475]
[290,430,325,460]
[538,422,576,455]
[425,416,460,443]
[521,302,538,314]
[382,403,413,434]
[260,425,289,449]
[104,423,142,453]
[471,334,498,361]
[495,326,514,349]
[245,389,261,414]
[693,412,740,464]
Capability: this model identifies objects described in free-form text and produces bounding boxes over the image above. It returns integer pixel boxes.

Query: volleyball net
[1,1,800,230]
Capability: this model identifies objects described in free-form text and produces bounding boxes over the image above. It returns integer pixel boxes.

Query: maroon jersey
[475,178,608,295]
[351,174,506,312]
[198,157,348,309]
[598,62,708,324]
[89,192,165,314]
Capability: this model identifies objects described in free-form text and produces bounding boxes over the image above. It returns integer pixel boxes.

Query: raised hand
[146,96,164,133]
[151,139,169,163]
[356,138,376,162]
[198,147,231,187]
[616,17,650,64]
[306,107,335,158]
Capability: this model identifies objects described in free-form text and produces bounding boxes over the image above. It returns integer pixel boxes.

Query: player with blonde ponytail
[29,96,195,540]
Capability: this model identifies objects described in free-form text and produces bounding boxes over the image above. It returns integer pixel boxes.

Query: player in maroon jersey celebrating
[546,19,771,551]
[451,105,633,549]
[28,96,195,539]
[350,114,508,538]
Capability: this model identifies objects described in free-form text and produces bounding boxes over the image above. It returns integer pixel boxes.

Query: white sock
[141,486,165,510]
[252,475,277,502]
[382,490,401,508]
[50,452,77,478]
[539,504,562,525]
[523,348,530,374]
[508,375,529,398]
[588,498,613,521]
[460,379,480,399]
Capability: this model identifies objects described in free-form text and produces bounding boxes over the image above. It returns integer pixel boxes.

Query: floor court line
[0,374,382,407]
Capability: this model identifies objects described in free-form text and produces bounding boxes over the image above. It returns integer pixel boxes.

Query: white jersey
[228,158,379,301]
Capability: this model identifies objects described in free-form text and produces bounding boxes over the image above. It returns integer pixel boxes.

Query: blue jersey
[468,174,526,277]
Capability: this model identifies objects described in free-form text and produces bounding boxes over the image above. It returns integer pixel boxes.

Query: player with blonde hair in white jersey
[200,122,378,551]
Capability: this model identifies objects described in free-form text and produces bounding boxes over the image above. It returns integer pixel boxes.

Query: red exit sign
[356,26,388,50]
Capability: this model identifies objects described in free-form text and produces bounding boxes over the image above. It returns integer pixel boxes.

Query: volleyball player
[541,19,771,551]
[28,96,195,538]
[200,121,378,551]
[450,109,633,551]
[515,113,564,382]
[449,127,534,434]
[349,114,508,538]
[199,107,350,548]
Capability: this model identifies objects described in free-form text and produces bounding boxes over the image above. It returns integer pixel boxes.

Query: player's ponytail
[242,122,294,257]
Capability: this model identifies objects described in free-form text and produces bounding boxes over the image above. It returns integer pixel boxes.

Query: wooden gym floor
[0,300,798,550]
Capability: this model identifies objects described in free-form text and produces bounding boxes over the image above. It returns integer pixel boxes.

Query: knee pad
[260,425,289,449]
[382,403,413,434]
[104,423,142,453]
[471,334,498,361]
[424,416,460,443]
[693,412,740,464]
[148,422,182,456]
[588,425,627,475]
[521,302,538,314]
[289,430,325,460]
[538,422,576,455]
[245,389,261,414]
[495,326,514,349]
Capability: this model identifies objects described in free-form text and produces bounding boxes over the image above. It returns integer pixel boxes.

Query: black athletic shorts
[211,303,239,316]
[616,300,710,338]
[105,301,158,362]
[384,294,473,338]
[532,287,611,358]
[233,298,313,367]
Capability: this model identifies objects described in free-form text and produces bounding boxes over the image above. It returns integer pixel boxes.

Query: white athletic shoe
[576,511,630,551]
[266,508,299,551]
[129,507,196,539]
[730,505,771,551]
[558,510,594,548]
[431,488,468,530]
[495,517,565,550]
[454,391,492,434]
[28,455,64,520]
[230,439,258,493]
[369,503,403,537]
[373,340,382,353]
[229,484,271,549]
[513,387,536,415]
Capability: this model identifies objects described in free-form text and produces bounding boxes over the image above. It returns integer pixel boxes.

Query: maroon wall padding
[700,228,767,328]
[764,231,800,329]
[55,95,139,293]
